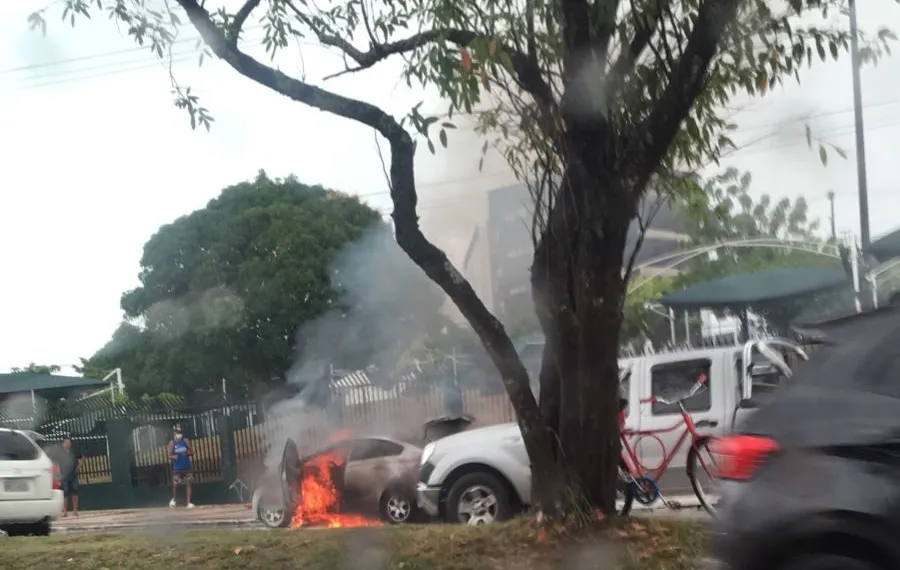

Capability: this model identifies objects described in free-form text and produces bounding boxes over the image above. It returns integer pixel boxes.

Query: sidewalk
[53,504,259,532]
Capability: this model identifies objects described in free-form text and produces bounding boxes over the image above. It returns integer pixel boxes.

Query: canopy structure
[658,266,850,310]
[0,373,106,396]
[867,226,900,263]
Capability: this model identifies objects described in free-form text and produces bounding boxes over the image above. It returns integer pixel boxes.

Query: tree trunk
[531,167,634,516]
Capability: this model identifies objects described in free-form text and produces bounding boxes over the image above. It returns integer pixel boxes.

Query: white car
[0,428,63,536]
[416,423,530,524]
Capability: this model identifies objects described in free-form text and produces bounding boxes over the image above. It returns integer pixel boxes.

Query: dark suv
[709,306,900,570]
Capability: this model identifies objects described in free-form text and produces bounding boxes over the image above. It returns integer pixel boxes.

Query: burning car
[252,436,422,528]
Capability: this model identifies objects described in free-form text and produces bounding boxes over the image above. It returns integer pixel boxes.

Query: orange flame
[290,450,383,529]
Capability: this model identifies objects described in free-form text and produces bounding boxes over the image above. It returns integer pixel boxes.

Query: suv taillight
[712,435,778,480]
[51,463,60,489]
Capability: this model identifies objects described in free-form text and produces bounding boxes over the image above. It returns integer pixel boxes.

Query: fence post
[106,417,136,507]
[218,414,238,489]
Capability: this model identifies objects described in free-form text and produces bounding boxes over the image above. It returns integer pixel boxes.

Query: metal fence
[0,383,517,490]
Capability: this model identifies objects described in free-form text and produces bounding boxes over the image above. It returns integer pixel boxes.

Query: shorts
[172,471,194,484]
[61,478,79,497]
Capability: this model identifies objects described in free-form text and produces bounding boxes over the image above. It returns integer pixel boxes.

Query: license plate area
[3,478,31,492]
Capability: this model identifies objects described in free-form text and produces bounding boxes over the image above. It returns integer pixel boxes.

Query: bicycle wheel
[617,458,636,517]
[686,437,720,516]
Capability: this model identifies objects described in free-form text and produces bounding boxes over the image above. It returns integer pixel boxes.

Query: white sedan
[0,428,63,536]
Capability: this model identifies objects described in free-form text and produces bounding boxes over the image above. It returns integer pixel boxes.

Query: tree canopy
[9,363,62,375]
[84,172,444,399]
[34,0,896,518]
[622,168,840,344]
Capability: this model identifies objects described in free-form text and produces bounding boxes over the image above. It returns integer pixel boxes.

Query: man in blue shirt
[166,425,195,508]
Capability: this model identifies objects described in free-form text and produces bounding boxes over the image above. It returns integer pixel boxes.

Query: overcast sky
[2,0,899,373]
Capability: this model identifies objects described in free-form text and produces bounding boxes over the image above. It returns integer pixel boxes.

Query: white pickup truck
[415,339,806,524]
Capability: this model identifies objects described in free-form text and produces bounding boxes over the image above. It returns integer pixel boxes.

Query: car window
[650,359,711,416]
[349,439,404,461]
[0,431,41,461]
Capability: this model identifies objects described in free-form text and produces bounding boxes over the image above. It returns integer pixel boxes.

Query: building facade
[424,183,690,325]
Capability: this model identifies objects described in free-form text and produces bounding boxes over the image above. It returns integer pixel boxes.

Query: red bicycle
[616,372,720,516]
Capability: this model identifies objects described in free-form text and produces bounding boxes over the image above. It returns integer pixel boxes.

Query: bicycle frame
[620,400,703,483]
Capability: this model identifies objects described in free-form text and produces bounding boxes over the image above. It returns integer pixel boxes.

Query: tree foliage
[32,0,896,518]
[622,167,839,344]
[84,172,444,399]
[9,363,62,374]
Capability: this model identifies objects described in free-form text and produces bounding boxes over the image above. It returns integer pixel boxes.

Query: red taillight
[712,435,778,480]
[51,463,60,489]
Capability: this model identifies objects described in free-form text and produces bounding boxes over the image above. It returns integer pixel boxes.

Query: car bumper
[0,490,64,524]
[416,482,441,518]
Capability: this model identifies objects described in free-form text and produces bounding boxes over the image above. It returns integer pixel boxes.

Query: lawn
[0,518,708,570]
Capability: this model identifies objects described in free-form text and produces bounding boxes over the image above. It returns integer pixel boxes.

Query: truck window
[650,359,712,416]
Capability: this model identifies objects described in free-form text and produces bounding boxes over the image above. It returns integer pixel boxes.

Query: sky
[1,0,900,374]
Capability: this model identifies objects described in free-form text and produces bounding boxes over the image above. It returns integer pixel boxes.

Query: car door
[342,438,405,511]
[637,356,720,496]
[0,430,54,503]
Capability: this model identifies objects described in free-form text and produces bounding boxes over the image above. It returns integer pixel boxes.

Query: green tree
[9,363,62,374]
[84,172,443,399]
[679,168,834,284]
[33,0,895,517]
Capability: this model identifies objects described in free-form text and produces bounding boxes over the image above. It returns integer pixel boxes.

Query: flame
[290,449,383,529]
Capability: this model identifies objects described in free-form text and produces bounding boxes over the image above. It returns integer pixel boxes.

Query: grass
[0,517,708,570]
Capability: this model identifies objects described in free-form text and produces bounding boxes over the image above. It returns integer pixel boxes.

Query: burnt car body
[253,436,422,527]
[708,306,900,570]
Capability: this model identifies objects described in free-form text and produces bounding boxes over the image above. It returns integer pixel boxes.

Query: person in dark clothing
[57,436,83,517]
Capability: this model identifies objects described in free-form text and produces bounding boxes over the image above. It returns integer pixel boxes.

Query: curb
[54,520,261,532]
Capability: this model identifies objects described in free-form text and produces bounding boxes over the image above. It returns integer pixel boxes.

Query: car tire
[31,520,51,537]
[444,472,512,525]
[379,488,417,524]
[782,554,879,570]
[257,504,290,528]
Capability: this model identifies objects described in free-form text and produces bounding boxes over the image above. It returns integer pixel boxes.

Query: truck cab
[620,339,807,495]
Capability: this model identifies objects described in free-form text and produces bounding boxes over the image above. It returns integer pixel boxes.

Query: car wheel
[257,504,290,528]
[444,472,511,525]
[379,488,416,524]
[782,554,879,570]
[30,520,51,537]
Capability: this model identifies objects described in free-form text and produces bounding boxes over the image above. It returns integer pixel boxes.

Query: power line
[0,25,263,77]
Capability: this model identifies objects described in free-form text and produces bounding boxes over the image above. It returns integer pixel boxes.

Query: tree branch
[609,0,671,88]
[170,0,549,450]
[227,0,261,47]
[558,0,592,76]
[628,0,741,186]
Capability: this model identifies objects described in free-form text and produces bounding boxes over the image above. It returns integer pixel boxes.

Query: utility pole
[848,0,871,249]
[827,191,837,241]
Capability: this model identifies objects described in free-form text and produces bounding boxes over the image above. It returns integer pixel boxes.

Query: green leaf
[834,146,848,159]
[439,129,448,148]
[427,139,435,154]
[818,144,828,166]
[805,124,812,148]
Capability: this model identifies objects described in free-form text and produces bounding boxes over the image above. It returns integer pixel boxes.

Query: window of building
[650,359,711,415]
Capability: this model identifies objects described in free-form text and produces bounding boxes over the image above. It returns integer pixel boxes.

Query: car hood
[432,422,520,452]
